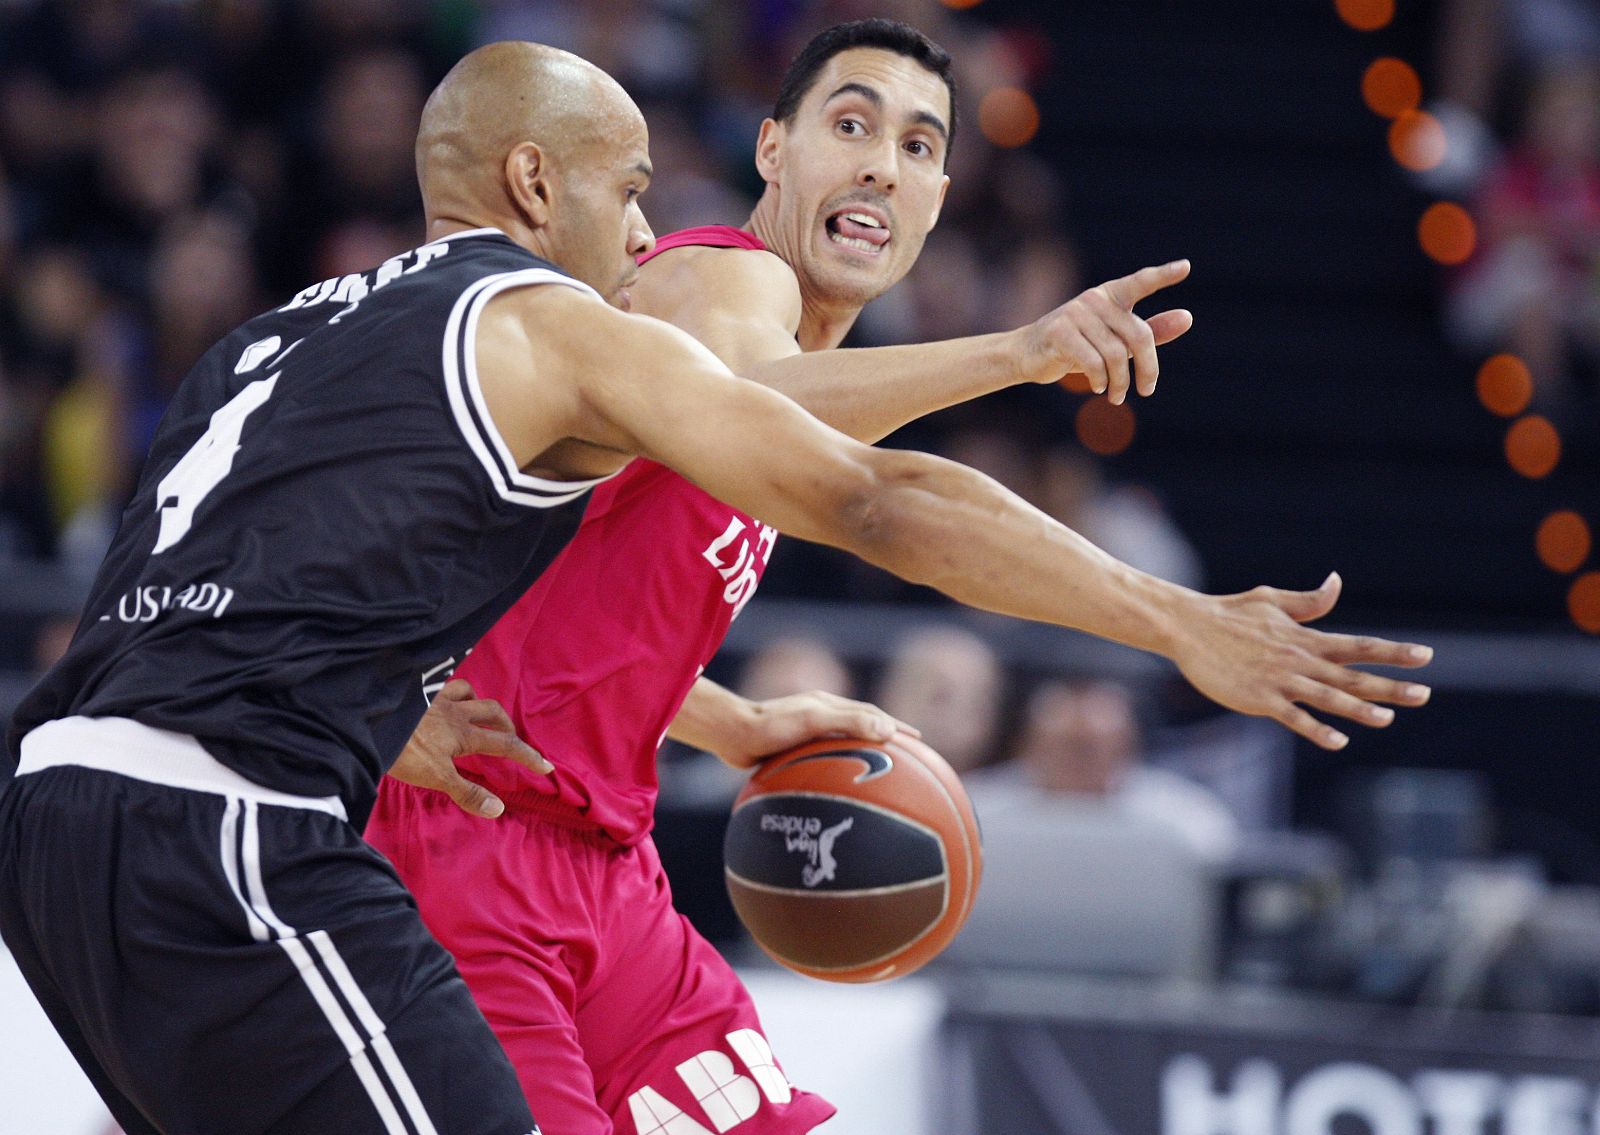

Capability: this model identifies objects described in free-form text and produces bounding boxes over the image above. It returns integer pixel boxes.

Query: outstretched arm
[489,286,1430,752]
[634,244,1195,443]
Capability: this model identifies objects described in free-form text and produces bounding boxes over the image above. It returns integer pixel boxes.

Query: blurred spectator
[45,62,226,303]
[31,614,76,674]
[940,421,1204,589]
[1449,62,1600,413]
[973,679,1240,863]
[1037,445,1205,589]
[277,46,429,285]
[738,635,855,702]
[630,100,755,235]
[135,209,261,448]
[874,625,1004,774]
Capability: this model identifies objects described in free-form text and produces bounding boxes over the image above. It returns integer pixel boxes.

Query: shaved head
[418,42,631,220]
[416,41,656,303]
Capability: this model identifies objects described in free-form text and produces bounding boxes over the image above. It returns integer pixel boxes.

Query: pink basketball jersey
[450,226,778,844]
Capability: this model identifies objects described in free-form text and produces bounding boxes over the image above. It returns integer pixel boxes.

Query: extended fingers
[803,693,898,741]
[460,695,518,733]
[1275,701,1350,751]
[1285,672,1396,729]
[1314,630,1434,670]
[1105,259,1192,307]
[467,724,553,775]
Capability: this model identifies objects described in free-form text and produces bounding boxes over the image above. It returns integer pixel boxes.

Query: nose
[628,203,656,259]
[855,137,898,194]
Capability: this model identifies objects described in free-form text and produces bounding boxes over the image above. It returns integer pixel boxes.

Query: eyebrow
[633,161,653,179]
[822,82,949,143]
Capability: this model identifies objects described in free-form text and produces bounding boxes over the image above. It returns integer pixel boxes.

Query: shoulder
[633,243,800,331]
[647,241,796,290]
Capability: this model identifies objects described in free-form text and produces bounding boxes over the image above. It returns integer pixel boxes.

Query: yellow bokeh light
[1362,58,1422,118]
[1569,572,1600,633]
[1389,110,1448,171]
[979,87,1041,149]
[1505,415,1561,480]
[1476,354,1533,417]
[1418,202,1476,265]
[1336,0,1395,30]
[1075,399,1136,456]
[1537,511,1592,574]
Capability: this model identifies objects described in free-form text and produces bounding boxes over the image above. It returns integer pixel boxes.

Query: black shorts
[0,763,539,1135]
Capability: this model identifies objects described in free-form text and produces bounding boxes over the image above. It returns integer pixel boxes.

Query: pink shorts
[366,780,835,1135]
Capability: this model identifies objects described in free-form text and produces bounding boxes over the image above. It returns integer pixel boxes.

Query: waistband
[17,716,348,820]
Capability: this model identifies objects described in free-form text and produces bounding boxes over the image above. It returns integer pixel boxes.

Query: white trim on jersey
[421,226,503,246]
[219,799,442,1135]
[441,268,622,509]
[17,716,347,819]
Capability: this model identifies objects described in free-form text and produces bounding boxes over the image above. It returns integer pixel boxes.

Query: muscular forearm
[748,331,1026,444]
[844,449,1196,659]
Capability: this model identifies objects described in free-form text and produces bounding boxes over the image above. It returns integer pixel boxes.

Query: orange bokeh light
[939,0,983,7]
[1418,201,1476,265]
[1476,354,1533,417]
[1058,372,1094,395]
[1337,0,1395,30]
[1362,58,1422,118]
[979,87,1041,149]
[1505,415,1561,479]
[1075,399,1136,456]
[1389,110,1448,171]
[1570,572,1600,633]
[1537,511,1592,574]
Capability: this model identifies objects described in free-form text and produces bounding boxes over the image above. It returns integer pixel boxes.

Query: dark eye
[838,118,862,135]
[906,140,929,156]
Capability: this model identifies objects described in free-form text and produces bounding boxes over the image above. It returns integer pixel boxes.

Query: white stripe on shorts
[219,800,439,1135]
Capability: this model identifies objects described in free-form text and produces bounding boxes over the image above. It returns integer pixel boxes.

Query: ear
[505,142,552,227]
[926,173,951,232]
[754,118,784,186]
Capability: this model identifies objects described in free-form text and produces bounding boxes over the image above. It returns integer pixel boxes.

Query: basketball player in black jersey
[2,41,1432,1135]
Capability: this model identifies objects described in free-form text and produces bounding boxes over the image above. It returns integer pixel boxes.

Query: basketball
[722,733,983,983]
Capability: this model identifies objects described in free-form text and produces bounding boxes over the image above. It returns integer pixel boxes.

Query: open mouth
[824,207,891,255]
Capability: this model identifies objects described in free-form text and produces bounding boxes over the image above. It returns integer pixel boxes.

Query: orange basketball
[722,733,982,983]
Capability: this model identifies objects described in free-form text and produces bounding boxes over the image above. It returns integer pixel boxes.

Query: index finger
[1103,259,1192,309]
[468,725,554,776]
[1310,631,1434,670]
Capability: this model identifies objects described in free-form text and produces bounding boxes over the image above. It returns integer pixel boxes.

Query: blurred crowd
[1436,0,1600,420]
[0,0,1147,576]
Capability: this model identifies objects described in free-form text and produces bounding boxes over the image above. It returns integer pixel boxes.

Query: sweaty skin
[386,42,1431,816]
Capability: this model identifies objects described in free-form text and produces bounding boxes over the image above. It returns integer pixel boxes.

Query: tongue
[833,215,889,246]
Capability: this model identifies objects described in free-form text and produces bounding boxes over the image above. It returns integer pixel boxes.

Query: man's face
[544,109,655,311]
[759,47,952,309]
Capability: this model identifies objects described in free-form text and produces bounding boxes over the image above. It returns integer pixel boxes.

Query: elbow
[834,451,935,579]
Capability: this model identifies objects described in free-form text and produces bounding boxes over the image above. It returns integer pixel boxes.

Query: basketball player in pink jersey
[367,21,1433,1135]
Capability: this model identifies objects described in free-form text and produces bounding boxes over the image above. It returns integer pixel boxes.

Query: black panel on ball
[724,794,944,892]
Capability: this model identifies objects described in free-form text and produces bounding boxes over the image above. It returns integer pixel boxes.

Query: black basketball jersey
[8,228,613,821]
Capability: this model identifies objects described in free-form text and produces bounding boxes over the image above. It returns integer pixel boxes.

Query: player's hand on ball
[1019,258,1194,404]
[387,678,553,817]
[716,691,919,771]
[1170,572,1433,751]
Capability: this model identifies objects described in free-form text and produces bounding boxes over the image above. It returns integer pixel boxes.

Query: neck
[746,201,864,354]
[425,209,550,262]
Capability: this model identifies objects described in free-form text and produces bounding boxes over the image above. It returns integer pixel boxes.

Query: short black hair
[773,19,958,162]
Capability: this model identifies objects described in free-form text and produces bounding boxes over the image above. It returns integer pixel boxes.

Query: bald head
[417,41,641,226]
[415,41,655,301]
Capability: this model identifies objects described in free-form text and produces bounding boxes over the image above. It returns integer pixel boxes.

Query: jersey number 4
[153,336,285,554]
